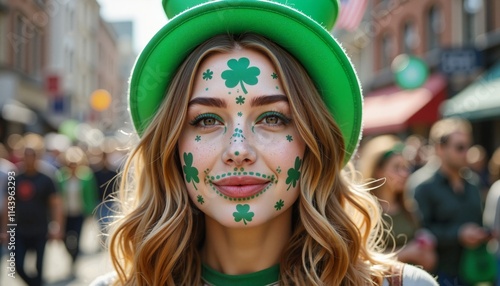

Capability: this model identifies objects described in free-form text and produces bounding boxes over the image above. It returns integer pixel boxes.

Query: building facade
[335,0,500,153]
[0,0,124,142]
[0,0,50,139]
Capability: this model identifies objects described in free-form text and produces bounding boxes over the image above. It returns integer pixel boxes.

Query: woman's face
[379,154,410,193]
[178,47,306,228]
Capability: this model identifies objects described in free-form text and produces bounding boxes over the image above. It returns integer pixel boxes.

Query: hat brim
[129,0,362,164]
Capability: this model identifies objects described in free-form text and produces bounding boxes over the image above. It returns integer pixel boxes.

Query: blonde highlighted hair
[109,33,394,285]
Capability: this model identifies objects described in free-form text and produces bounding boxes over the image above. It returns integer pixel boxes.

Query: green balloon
[392,54,429,89]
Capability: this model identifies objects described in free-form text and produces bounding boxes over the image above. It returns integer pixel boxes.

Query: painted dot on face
[271,72,278,79]
[235,151,240,156]
[237,112,242,117]
[230,128,245,143]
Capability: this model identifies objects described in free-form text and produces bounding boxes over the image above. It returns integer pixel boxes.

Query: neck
[25,168,37,176]
[201,207,292,275]
[440,164,463,191]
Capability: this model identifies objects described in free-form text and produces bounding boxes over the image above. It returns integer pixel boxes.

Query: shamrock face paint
[178,48,306,228]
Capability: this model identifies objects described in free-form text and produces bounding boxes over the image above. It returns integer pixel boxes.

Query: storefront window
[426,5,442,51]
[381,33,394,69]
[403,21,419,54]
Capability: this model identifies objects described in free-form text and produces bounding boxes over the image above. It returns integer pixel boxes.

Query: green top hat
[129,0,363,164]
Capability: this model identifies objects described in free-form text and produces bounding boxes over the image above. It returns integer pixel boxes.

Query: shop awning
[363,74,447,135]
[441,62,500,120]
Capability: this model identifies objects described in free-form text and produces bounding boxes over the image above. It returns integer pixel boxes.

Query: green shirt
[202,264,279,286]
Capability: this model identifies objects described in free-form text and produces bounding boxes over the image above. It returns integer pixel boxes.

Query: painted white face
[178,48,306,228]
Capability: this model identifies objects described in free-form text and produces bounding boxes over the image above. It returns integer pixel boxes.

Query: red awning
[362,74,447,135]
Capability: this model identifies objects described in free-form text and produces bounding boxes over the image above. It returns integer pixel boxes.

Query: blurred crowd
[0,131,127,286]
[355,117,500,286]
[0,116,499,286]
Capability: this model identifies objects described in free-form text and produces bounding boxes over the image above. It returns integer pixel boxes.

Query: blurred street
[1,219,113,286]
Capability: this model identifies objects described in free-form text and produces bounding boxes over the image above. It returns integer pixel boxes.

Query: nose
[222,127,256,166]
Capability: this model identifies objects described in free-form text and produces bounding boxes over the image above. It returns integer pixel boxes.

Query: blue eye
[255,111,291,126]
[190,113,224,128]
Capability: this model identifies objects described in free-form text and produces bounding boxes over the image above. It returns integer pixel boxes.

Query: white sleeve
[89,272,117,286]
[400,264,438,286]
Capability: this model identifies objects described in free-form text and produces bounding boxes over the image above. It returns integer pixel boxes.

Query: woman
[56,146,98,272]
[94,1,438,285]
[484,147,500,286]
[358,135,437,272]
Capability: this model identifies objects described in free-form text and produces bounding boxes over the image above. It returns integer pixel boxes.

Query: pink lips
[212,176,270,199]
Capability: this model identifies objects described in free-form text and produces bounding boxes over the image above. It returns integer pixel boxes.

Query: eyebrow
[188,97,227,108]
[251,95,288,107]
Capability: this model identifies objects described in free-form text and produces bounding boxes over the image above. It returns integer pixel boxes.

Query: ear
[374,166,385,179]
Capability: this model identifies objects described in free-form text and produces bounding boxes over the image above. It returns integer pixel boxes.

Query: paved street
[1,218,114,286]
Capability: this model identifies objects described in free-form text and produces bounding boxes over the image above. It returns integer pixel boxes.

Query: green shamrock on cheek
[183,152,200,190]
[285,156,302,191]
[233,204,254,225]
[221,57,260,94]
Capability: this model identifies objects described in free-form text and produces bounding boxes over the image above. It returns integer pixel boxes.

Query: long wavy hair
[109,33,394,285]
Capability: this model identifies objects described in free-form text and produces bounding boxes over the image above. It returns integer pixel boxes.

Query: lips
[212,176,270,199]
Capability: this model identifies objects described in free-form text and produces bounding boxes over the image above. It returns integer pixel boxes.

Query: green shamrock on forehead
[221,57,260,94]
[183,152,200,190]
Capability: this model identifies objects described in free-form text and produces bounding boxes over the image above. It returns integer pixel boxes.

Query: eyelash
[189,111,291,128]
[255,111,291,126]
[189,113,224,128]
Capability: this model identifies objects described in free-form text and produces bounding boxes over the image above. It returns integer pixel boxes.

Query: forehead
[199,47,273,72]
[447,131,471,143]
[192,47,280,97]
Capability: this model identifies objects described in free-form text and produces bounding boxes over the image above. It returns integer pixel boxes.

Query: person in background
[467,144,491,201]
[92,140,119,245]
[484,146,500,286]
[403,134,428,173]
[1,135,64,286]
[0,143,17,282]
[43,132,71,170]
[56,146,98,275]
[358,135,436,272]
[414,117,490,285]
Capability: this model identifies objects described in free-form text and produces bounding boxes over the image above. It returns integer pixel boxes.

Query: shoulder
[487,181,500,199]
[383,263,438,286]
[90,272,117,286]
[414,172,441,194]
[400,264,438,286]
